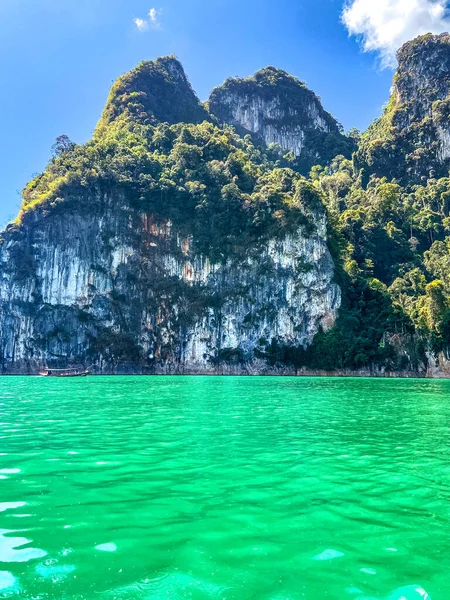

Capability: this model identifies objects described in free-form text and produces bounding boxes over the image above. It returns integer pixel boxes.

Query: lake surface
[0,376,449,599]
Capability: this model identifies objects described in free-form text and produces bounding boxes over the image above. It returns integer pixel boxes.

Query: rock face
[0,191,340,374]
[0,55,343,374]
[356,33,450,182]
[209,67,354,173]
[7,45,450,376]
[395,34,450,128]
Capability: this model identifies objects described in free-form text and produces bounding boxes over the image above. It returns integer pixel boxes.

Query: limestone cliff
[6,44,450,376]
[0,57,340,374]
[208,67,354,173]
[0,190,339,373]
[356,33,450,182]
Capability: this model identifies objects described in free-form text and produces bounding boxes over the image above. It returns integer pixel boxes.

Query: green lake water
[0,376,449,599]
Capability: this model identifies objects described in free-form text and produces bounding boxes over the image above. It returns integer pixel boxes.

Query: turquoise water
[0,376,449,599]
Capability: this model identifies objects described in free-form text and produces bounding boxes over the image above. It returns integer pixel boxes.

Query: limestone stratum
[3,35,450,375]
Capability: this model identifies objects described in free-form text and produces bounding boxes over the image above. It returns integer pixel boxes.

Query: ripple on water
[0,530,47,562]
[345,587,364,596]
[360,567,377,575]
[35,560,76,581]
[313,549,344,561]
[0,571,18,592]
[102,571,228,599]
[0,376,448,598]
[95,543,117,552]
[0,503,25,513]
[387,585,431,599]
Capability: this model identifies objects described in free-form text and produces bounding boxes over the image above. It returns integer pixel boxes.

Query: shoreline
[3,354,450,378]
[0,369,444,379]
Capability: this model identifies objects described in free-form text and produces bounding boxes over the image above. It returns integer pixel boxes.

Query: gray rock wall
[0,190,340,373]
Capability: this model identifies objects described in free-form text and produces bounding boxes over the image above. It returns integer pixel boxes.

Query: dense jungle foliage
[297,158,450,371]
[21,120,321,262]
[15,43,450,371]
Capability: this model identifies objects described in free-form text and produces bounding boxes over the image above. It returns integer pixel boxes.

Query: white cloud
[133,8,161,31]
[149,8,159,23]
[134,17,148,31]
[342,0,450,67]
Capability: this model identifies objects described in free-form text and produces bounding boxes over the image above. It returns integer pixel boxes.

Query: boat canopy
[40,366,90,377]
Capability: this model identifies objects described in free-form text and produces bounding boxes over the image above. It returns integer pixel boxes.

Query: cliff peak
[395,33,450,121]
[99,55,210,127]
[355,33,450,183]
[216,66,310,93]
[396,32,450,66]
[208,66,353,174]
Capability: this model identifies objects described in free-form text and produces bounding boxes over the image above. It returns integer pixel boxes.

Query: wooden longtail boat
[39,367,90,377]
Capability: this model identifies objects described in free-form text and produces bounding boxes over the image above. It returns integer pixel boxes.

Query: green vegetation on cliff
[20,59,323,263]
[294,157,450,371]
[209,67,355,175]
[99,56,210,127]
[13,38,450,372]
[356,34,450,184]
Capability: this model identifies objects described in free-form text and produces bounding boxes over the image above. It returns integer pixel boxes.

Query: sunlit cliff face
[0,191,339,373]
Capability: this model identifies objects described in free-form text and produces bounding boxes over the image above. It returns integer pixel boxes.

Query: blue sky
[0,0,443,226]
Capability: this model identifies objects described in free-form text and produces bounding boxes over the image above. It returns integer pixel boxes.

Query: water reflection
[0,530,47,562]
